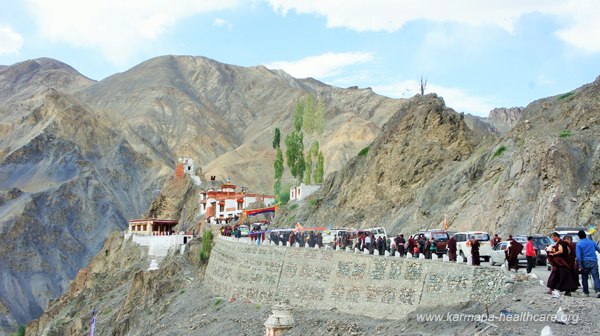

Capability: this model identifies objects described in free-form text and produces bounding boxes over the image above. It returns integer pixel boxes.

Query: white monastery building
[199,182,275,224]
[290,183,321,202]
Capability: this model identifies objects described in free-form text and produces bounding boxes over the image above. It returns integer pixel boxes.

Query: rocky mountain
[487,107,524,133]
[75,55,405,191]
[0,55,405,332]
[279,77,600,236]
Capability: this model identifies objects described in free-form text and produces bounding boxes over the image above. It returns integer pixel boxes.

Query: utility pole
[182,206,186,234]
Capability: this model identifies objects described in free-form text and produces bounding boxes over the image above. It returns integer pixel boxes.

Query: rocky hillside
[0,55,404,332]
[279,77,600,236]
[76,55,405,191]
[487,107,524,133]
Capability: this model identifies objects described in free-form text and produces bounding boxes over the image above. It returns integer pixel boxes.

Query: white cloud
[25,0,241,64]
[213,18,234,31]
[0,27,24,55]
[264,51,374,78]
[266,0,600,53]
[373,80,496,116]
[553,1,600,53]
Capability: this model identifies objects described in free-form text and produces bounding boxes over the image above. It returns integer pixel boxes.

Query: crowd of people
[220,226,600,298]
[545,230,600,298]
[491,231,600,298]
[270,230,324,248]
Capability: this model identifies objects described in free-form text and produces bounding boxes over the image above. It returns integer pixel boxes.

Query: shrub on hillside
[492,145,507,158]
[200,230,213,262]
[559,130,573,138]
[358,146,370,157]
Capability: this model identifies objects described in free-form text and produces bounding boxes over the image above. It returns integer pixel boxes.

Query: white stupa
[148,258,159,271]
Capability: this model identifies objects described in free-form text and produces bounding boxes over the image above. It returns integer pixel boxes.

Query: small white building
[178,157,194,175]
[199,182,276,224]
[290,183,321,202]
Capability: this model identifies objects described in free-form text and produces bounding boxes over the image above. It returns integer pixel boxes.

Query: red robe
[447,236,457,261]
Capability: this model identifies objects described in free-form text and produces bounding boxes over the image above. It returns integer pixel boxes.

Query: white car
[239,225,249,237]
[453,231,493,263]
[489,237,528,266]
[357,227,388,241]
[322,229,348,246]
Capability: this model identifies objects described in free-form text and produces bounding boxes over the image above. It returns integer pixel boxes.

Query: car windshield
[533,237,553,246]
[468,233,489,241]
[432,233,448,241]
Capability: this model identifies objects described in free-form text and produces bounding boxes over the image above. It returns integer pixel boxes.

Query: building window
[219,204,225,213]
[143,224,147,231]
[237,202,243,211]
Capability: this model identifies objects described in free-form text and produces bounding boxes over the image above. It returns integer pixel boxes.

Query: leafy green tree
[274,180,281,200]
[277,183,291,205]
[302,94,316,133]
[315,98,325,135]
[314,152,325,183]
[200,230,213,262]
[273,147,284,195]
[304,153,312,184]
[297,146,306,181]
[274,147,284,180]
[272,128,281,149]
[294,100,304,132]
[285,131,305,180]
[310,141,319,157]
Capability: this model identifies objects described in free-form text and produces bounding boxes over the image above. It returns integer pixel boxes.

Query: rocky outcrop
[279,78,600,236]
[488,107,524,133]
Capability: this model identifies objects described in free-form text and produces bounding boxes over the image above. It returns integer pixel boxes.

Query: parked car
[453,231,492,263]
[358,227,388,240]
[513,235,552,266]
[489,237,531,266]
[554,227,593,243]
[322,228,349,246]
[413,230,449,257]
[239,225,249,237]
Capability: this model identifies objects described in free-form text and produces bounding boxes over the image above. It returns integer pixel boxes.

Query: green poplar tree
[314,152,325,183]
[274,147,284,196]
[303,94,316,133]
[315,98,325,135]
[294,100,304,132]
[272,128,281,149]
[285,131,305,180]
[304,153,312,184]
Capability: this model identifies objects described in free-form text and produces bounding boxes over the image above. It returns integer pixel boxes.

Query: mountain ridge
[0,54,407,331]
[277,77,600,236]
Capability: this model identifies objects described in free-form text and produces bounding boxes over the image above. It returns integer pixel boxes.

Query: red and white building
[199,183,275,224]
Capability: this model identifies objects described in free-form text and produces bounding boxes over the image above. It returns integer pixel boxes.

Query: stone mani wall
[205,238,505,319]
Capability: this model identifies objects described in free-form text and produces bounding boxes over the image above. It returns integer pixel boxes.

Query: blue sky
[1,0,600,116]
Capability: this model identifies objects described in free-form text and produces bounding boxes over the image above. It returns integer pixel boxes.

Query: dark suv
[414,230,450,257]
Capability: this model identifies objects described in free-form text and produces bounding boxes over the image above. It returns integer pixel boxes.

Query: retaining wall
[124,234,190,257]
[205,238,506,319]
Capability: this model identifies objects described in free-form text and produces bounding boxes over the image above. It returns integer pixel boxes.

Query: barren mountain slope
[280,77,600,235]
[78,55,406,191]
[0,55,408,331]
[0,89,168,332]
